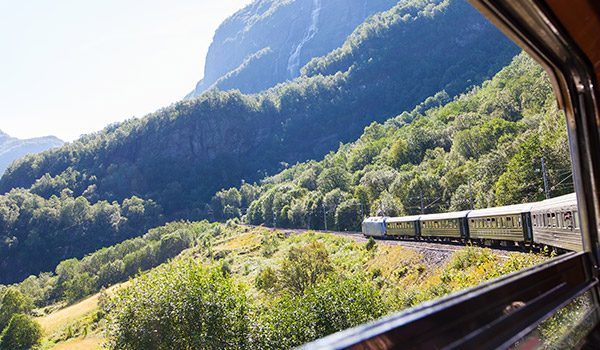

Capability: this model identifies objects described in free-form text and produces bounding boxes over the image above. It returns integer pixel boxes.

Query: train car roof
[386,215,421,223]
[467,203,535,218]
[530,193,578,212]
[363,216,387,223]
[419,210,470,221]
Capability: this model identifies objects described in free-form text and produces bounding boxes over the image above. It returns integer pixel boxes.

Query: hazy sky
[0,0,254,142]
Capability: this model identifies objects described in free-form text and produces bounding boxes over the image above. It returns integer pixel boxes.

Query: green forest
[216,53,572,231]
[0,0,520,284]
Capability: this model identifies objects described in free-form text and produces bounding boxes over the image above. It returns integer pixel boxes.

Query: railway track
[262,226,528,269]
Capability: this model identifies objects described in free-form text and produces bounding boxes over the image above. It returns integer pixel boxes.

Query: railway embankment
[273,227,533,270]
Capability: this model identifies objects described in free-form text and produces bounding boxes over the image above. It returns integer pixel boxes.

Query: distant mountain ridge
[185,0,399,98]
[0,130,63,176]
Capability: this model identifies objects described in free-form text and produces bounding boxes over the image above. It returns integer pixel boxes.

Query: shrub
[255,276,384,349]
[105,259,251,350]
[0,314,42,350]
[277,241,333,295]
[366,237,377,251]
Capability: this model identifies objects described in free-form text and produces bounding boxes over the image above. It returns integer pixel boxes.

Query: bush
[366,237,377,251]
[0,314,42,350]
[105,259,251,350]
[255,276,384,349]
[277,241,333,295]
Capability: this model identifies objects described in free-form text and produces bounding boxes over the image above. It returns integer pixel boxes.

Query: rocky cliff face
[185,0,398,98]
[0,130,63,176]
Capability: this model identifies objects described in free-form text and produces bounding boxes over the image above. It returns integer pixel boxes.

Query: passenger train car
[362,193,582,252]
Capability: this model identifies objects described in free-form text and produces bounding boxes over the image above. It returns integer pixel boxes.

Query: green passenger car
[386,215,421,237]
[467,203,534,245]
[419,211,470,239]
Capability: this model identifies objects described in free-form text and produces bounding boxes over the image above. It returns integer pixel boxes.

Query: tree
[335,199,362,231]
[63,272,96,304]
[317,167,350,193]
[0,314,42,350]
[0,288,30,331]
[388,138,411,168]
[277,241,333,295]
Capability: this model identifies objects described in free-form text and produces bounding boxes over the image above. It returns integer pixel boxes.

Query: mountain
[0,130,63,176]
[0,0,520,284]
[185,0,402,98]
[215,53,570,231]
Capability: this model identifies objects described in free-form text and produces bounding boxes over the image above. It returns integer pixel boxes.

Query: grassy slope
[35,283,128,349]
[37,223,548,349]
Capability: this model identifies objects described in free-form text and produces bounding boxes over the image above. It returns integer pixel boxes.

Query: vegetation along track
[254,226,530,270]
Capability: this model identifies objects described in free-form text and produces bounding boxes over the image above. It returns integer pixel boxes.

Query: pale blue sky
[0,0,253,142]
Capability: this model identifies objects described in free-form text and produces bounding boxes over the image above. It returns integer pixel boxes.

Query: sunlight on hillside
[49,336,103,350]
[36,283,128,349]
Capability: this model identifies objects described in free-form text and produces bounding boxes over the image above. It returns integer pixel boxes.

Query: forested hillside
[212,53,572,231]
[0,0,518,284]
[186,0,399,97]
[0,131,63,176]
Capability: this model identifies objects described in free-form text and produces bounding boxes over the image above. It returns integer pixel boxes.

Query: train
[362,192,581,252]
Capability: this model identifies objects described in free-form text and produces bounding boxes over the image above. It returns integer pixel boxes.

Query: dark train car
[385,215,420,237]
[531,193,582,252]
[362,216,387,237]
[419,211,470,240]
[467,203,534,246]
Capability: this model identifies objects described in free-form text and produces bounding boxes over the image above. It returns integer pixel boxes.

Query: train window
[518,216,522,228]
[542,214,546,227]
[573,211,579,229]
[551,213,556,227]
[557,213,563,228]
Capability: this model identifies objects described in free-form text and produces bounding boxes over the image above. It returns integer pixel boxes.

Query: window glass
[556,213,562,228]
